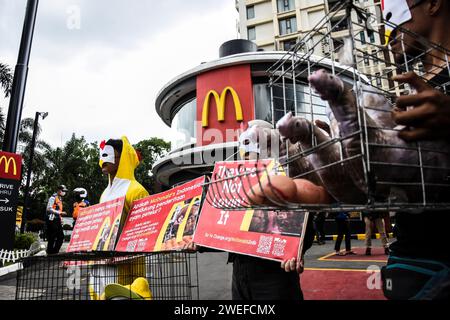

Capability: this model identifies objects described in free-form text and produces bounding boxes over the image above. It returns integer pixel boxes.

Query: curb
[0,262,23,279]
[317,233,394,241]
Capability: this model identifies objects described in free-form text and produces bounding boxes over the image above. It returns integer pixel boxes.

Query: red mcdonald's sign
[196,65,255,146]
[0,151,22,181]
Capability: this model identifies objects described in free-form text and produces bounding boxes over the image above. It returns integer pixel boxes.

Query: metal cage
[204,0,450,213]
[15,251,199,300]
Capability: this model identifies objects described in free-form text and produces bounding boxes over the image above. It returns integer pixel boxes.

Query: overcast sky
[0,0,238,149]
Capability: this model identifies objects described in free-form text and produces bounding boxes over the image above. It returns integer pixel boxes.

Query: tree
[0,62,13,140]
[133,138,170,194]
[0,62,12,97]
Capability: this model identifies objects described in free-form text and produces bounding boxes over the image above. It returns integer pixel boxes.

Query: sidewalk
[1,239,389,300]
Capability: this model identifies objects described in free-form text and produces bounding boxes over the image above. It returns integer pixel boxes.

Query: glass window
[364,53,370,66]
[376,72,382,86]
[248,26,256,40]
[277,0,294,13]
[279,17,297,35]
[368,30,375,43]
[271,82,328,123]
[283,39,297,51]
[253,84,272,123]
[331,17,348,32]
[171,99,197,151]
[247,5,255,19]
[360,31,366,44]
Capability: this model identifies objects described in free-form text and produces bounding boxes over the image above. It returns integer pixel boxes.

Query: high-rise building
[236,0,391,90]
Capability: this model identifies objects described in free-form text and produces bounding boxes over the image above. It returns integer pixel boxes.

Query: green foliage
[134,138,171,194]
[25,219,45,232]
[14,233,38,250]
[0,62,13,142]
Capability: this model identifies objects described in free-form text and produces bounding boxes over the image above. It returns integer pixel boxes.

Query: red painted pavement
[301,269,387,300]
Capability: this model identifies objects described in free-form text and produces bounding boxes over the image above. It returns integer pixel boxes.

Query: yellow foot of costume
[101,277,153,300]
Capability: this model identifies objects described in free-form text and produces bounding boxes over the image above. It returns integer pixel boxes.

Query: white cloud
[0,0,238,148]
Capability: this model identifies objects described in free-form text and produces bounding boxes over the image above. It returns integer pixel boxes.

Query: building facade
[236,0,391,90]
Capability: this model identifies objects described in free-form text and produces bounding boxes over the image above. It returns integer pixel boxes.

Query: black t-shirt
[389,67,450,263]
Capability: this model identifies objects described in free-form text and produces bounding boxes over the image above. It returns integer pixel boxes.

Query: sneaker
[365,247,371,256]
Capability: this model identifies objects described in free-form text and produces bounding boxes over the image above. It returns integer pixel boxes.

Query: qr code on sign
[126,240,137,251]
[256,235,273,255]
[272,238,287,257]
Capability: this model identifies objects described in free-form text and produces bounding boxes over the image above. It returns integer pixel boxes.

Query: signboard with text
[115,176,205,252]
[66,197,125,252]
[193,160,309,262]
[0,151,22,251]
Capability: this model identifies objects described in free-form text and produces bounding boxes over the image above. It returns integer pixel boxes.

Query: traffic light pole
[2,0,39,153]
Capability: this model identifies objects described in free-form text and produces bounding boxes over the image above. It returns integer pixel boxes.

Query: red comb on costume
[135,149,143,162]
[100,140,106,150]
[240,122,249,132]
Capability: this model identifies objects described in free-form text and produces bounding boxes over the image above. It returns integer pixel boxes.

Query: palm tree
[0,62,12,97]
[0,63,13,137]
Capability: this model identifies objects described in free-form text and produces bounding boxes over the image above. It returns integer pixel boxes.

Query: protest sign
[194,160,309,262]
[67,197,125,252]
[115,176,205,252]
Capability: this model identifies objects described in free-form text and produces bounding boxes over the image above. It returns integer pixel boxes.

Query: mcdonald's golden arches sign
[0,151,22,181]
[196,65,255,146]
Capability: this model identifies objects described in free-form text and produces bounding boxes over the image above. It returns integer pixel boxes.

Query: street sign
[0,151,22,251]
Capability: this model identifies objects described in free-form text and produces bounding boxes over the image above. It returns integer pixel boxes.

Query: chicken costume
[99,136,149,227]
[89,136,149,300]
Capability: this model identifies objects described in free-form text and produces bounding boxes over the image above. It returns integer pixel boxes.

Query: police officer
[46,185,68,255]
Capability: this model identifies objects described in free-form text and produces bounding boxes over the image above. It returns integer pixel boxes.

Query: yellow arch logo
[0,156,17,175]
[202,86,244,128]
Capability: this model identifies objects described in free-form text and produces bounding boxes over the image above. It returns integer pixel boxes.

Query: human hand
[392,72,450,142]
[281,257,304,274]
[183,242,198,252]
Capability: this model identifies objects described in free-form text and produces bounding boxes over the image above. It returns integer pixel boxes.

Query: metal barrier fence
[15,251,199,300]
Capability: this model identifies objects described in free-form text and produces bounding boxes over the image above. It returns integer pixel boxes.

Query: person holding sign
[227,121,316,300]
[89,136,149,300]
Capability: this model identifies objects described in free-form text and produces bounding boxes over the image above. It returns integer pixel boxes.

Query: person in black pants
[313,212,327,245]
[231,213,315,300]
[46,185,68,255]
[334,212,355,256]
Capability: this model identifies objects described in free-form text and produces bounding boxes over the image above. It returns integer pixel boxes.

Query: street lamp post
[2,0,39,154]
[20,111,48,234]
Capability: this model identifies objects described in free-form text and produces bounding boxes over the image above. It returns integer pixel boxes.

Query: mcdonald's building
[153,39,356,188]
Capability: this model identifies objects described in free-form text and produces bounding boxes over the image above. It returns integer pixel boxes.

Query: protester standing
[334,212,355,256]
[313,212,327,245]
[362,211,389,255]
[46,185,68,255]
[72,187,89,228]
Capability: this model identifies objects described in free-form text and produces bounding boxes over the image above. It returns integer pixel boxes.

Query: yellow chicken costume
[99,136,149,228]
[89,136,149,300]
